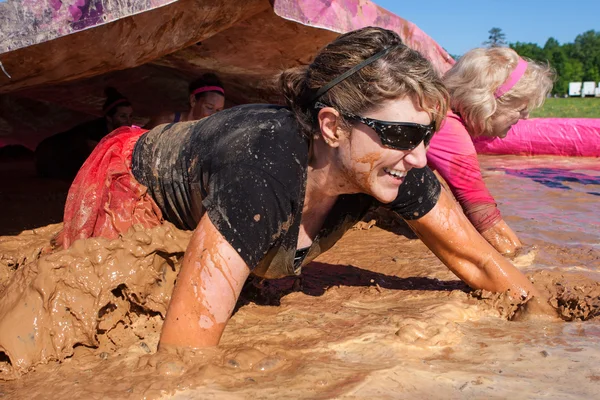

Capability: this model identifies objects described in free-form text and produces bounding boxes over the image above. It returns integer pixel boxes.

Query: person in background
[56,27,552,352]
[145,73,225,128]
[35,87,133,180]
[427,47,554,255]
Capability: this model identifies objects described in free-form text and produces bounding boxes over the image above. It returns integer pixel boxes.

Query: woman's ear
[189,94,196,109]
[317,107,343,147]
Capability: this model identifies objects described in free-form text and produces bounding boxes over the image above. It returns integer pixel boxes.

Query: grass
[530,97,600,118]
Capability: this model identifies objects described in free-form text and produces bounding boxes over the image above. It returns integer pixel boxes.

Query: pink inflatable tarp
[473,118,600,157]
[273,0,454,76]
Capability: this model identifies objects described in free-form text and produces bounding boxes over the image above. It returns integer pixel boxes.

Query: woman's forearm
[406,188,538,299]
[159,214,250,349]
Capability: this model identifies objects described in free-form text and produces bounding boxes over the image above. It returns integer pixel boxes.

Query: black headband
[307,44,399,105]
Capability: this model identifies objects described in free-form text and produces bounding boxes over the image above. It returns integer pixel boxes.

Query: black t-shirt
[132,104,440,278]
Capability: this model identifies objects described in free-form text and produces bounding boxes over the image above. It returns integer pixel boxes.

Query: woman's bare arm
[159,213,250,349]
[406,187,537,298]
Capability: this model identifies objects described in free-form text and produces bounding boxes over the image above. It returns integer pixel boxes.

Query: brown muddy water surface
[0,155,599,399]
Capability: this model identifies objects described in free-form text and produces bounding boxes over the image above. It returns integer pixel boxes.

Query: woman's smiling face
[333,96,432,203]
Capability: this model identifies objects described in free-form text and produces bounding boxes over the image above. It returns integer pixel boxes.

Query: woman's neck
[298,167,339,248]
[307,139,360,199]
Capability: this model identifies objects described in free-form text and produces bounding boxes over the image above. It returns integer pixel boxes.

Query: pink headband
[103,98,129,114]
[192,86,225,96]
[494,58,528,98]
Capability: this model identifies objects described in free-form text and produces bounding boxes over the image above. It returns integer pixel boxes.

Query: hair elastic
[103,98,129,115]
[192,86,225,96]
[494,58,528,98]
[308,44,400,105]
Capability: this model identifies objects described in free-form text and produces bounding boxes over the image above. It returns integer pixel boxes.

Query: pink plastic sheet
[473,118,600,157]
[273,0,455,75]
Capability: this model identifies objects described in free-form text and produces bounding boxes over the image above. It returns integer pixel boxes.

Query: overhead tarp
[0,0,455,150]
[273,0,454,75]
[0,0,178,53]
[0,0,271,93]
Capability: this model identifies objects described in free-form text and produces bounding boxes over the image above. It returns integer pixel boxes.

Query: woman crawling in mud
[426,47,554,256]
[57,27,550,351]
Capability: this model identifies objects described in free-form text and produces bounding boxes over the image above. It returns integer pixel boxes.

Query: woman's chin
[370,187,400,204]
[496,132,508,139]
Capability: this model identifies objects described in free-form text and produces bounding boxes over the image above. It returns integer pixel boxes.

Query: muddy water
[0,155,599,399]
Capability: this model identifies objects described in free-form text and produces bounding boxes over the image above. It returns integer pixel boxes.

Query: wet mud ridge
[0,219,599,399]
[0,222,191,379]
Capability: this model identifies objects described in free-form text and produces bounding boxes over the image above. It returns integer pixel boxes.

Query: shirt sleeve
[427,116,501,231]
[201,165,297,270]
[385,166,441,220]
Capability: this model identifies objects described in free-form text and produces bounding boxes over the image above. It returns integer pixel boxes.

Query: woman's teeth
[383,167,406,178]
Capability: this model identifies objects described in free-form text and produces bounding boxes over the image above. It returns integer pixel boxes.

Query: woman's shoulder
[199,104,304,149]
[438,110,469,136]
[206,104,307,171]
[211,104,294,124]
[428,111,476,159]
[199,105,308,211]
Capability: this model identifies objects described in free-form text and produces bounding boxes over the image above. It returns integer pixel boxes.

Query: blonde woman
[427,47,554,255]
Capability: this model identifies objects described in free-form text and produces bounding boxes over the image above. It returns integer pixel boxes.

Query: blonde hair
[444,47,555,136]
[278,27,448,139]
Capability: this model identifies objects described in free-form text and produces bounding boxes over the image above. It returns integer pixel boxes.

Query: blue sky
[375,0,600,56]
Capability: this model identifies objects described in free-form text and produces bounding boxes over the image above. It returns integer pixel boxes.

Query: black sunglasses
[314,102,435,151]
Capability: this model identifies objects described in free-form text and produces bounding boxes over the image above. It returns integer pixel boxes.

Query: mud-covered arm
[427,122,522,254]
[159,213,250,349]
[406,187,537,298]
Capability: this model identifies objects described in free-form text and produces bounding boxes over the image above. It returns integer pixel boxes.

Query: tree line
[482,27,600,96]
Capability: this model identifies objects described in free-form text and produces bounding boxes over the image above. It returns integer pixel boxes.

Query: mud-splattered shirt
[132,104,440,278]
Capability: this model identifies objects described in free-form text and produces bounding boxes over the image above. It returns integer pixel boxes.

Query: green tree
[543,37,561,52]
[510,42,545,61]
[543,38,568,95]
[573,30,600,82]
[483,27,507,48]
[560,59,585,94]
[506,29,600,95]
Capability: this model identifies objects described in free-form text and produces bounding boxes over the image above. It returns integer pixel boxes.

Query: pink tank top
[426,111,501,232]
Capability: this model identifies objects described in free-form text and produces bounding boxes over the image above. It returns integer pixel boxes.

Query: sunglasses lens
[345,114,434,151]
[380,124,433,150]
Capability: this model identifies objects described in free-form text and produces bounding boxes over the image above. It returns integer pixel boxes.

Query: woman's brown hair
[278,26,448,139]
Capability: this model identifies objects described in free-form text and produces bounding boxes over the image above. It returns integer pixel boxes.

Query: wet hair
[102,87,131,117]
[444,47,555,136]
[188,73,225,100]
[278,26,448,139]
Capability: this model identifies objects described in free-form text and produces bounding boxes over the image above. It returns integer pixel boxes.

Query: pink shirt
[427,111,501,232]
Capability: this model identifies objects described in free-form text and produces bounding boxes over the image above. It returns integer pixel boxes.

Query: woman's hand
[480,219,523,256]
[513,295,558,321]
[159,213,251,349]
[406,187,541,300]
